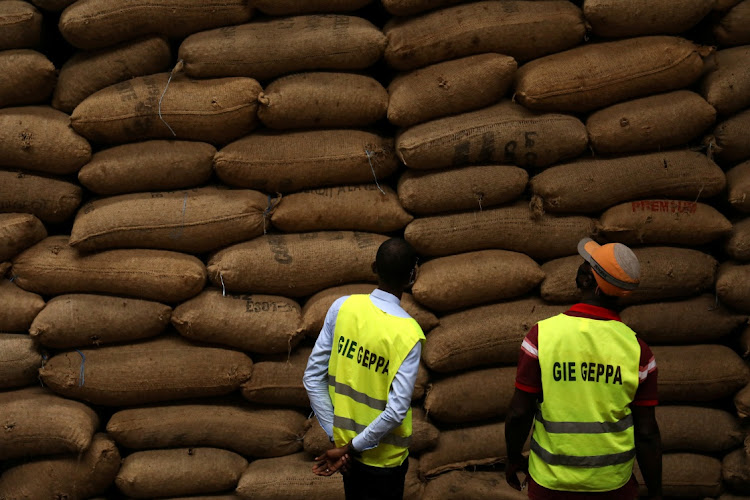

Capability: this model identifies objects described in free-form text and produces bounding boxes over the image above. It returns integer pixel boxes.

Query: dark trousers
[343,458,408,500]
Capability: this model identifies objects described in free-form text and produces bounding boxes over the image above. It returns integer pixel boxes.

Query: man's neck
[580,292,619,312]
[377,283,403,301]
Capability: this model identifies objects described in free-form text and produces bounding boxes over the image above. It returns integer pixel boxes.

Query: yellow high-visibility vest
[328,294,425,468]
[528,313,641,492]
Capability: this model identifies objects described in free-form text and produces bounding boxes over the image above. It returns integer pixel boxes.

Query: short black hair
[375,238,417,288]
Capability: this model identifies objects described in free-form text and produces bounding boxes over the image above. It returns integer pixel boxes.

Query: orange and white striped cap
[577,238,640,297]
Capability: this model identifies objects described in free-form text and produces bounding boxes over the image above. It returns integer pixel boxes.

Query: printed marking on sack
[631,200,697,214]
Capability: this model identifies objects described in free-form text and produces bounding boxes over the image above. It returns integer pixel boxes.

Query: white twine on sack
[219,273,227,297]
[159,59,184,137]
[364,148,386,195]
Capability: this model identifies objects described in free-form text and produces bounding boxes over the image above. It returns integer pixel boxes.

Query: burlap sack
[107,403,305,458]
[0,169,82,223]
[0,50,55,107]
[0,261,10,277]
[0,387,98,460]
[70,187,268,253]
[158,496,241,500]
[412,250,544,311]
[723,449,750,494]
[708,109,750,164]
[271,185,413,233]
[587,91,716,155]
[728,218,750,260]
[424,367,516,424]
[718,262,750,312]
[584,0,714,37]
[736,383,750,417]
[423,298,567,373]
[653,345,750,402]
[0,213,46,261]
[0,334,41,389]
[701,46,750,116]
[59,0,252,50]
[635,453,721,497]
[530,150,725,214]
[397,165,528,215]
[742,326,750,357]
[180,16,385,80]
[79,140,215,195]
[598,200,731,245]
[241,346,310,407]
[0,1,41,50]
[414,361,430,401]
[53,36,171,113]
[423,470,527,500]
[621,295,747,344]
[384,1,585,70]
[404,203,595,259]
[13,236,205,303]
[657,406,742,453]
[396,100,588,170]
[728,160,750,212]
[258,72,387,129]
[172,289,302,354]
[0,433,120,499]
[207,232,386,297]
[404,458,424,500]
[516,37,705,112]
[420,422,510,477]
[30,0,76,11]
[236,452,344,499]
[716,0,744,10]
[30,294,171,349]
[715,0,750,46]
[387,54,516,128]
[255,0,372,14]
[72,74,262,145]
[0,279,44,332]
[0,106,91,176]
[40,336,253,406]
[302,416,333,456]
[116,448,248,498]
[214,130,397,193]
[540,256,583,304]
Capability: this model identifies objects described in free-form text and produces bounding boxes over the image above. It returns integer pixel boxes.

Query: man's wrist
[346,441,361,457]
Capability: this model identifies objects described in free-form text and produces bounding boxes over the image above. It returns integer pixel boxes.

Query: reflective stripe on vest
[528,313,640,493]
[328,294,425,468]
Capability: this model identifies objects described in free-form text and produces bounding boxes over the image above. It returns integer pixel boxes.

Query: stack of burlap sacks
[2,0,750,498]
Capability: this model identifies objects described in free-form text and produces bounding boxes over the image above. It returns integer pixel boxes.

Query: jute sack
[397,165,528,215]
[172,289,302,354]
[424,367,516,424]
[78,140,215,196]
[30,0,76,11]
[107,404,305,458]
[0,387,98,460]
[214,130,397,193]
[718,262,750,312]
[116,448,248,499]
[634,453,721,497]
[0,106,91,176]
[69,187,269,253]
[598,200,732,246]
[707,109,750,164]
[0,50,55,107]
[180,16,385,80]
[715,0,750,46]
[530,151,726,214]
[587,91,716,155]
[540,255,583,304]
[404,203,595,259]
[656,406,742,453]
[404,458,424,500]
[302,416,333,456]
[653,345,750,402]
[584,0,714,37]
[423,298,567,373]
[207,232,387,297]
[236,452,344,499]
[30,294,171,349]
[723,449,750,494]
[701,46,750,116]
[271,185,413,233]
[0,1,41,50]
[728,218,750,260]
[742,325,750,357]
[12,236,206,303]
[299,284,439,336]
[382,0,466,16]
[241,346,311,407]
[621,295,747,345]
[59,0,252,50]
[412,250,544,312]
[0,261,9,277]
[0,170,82,223]
[384,1,585,71]
[387,54,516,128]
[0,433,120,499]
[728,160,750,212]
[716,0,744,10]
[423,471,527,500]
[516,37,705,112]
[53,36,171,113]
[396,100,588,170]
[40,336,253,406]
[0,334,41,389]
[420,422,511,477]
[0,279,44,332]
[255,0,372,15]
[71,74,262,145]
[736,383,750,416]
[258,72,387,130]
[0,213,46,261]
[414,362,429,400]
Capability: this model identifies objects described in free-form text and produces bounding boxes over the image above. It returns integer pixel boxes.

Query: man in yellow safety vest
[303,237,425,500]
[505,238,662,500]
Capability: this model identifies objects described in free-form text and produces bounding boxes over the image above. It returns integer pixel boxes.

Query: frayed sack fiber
[584,0,714,38]
[0,279,44,332]
[0,334,41,389]
[0,1,42,50]
[0,170,82,223]
[701,46,750,116]
[241,346,311,407]
[0,213,46,261]
[0,50,55,107]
